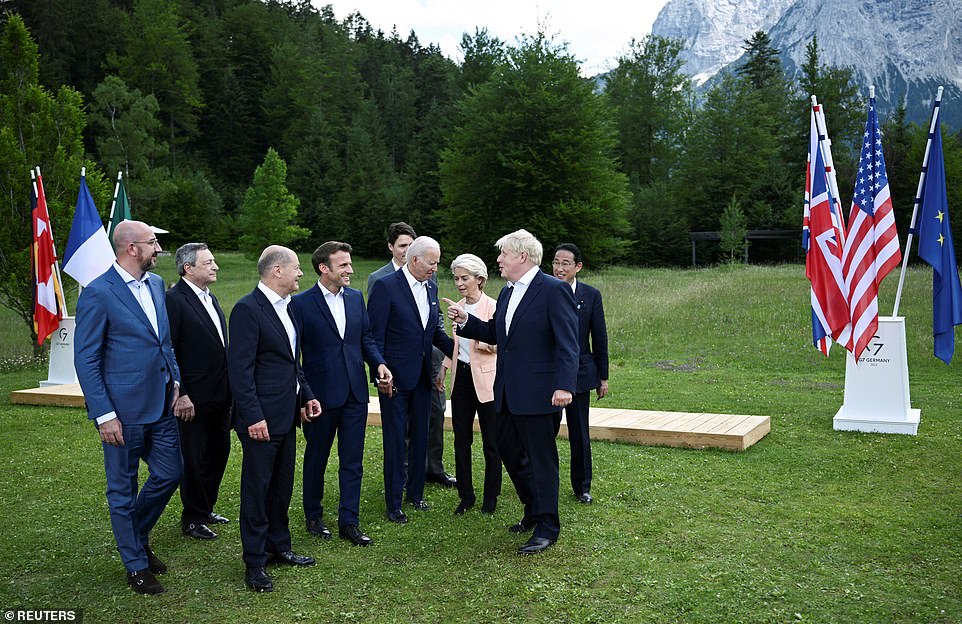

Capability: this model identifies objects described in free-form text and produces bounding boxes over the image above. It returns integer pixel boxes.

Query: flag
[916,111,962,363]
[32,171,62,344]
[63,172,115,286]
[107,173,130,246]
[804,107,850,355]
[841,97,901,360]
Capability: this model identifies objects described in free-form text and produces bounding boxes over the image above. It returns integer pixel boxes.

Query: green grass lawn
[0,256,960,623]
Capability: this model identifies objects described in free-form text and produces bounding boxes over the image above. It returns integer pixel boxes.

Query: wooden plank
[10,385,771,451]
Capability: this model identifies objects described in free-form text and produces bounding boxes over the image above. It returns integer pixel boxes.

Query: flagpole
[35,167,70,317]
[107,170,122,230]
[892,86,943,316]
[811,96,846,245]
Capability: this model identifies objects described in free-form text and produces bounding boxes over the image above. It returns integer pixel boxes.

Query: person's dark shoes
[127,568,165,595]
[426,472,457,488]
[182,522,218,540]
[454,500,475,515]
[577,492,593,504]
[207,511,230,525]
[508,518,536,534]
[480,498,497,514]
[517,536,555,555]
[306,517,333,539]
[267,550,315,567]
[407,499,430,511]
[386,509,408,524]
[245,566,273,592]
[339,525,373,546]
[143,543,167,575]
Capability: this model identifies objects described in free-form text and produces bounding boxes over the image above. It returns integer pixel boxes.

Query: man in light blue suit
[75,220,183,595]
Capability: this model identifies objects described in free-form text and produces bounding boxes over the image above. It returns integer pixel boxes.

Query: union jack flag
[804,107,850,355]
[841,97,901,361]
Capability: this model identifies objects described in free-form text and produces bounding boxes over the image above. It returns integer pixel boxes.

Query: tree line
[2,1,961,342]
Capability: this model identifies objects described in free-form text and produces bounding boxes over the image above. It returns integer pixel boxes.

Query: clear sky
[321,0,670,76]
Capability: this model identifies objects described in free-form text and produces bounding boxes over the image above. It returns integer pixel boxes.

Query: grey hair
[257,246,295,278]
[406,236,440,264]
[450,253,488,281]
[495,229,542,266]
[175,242,209,276]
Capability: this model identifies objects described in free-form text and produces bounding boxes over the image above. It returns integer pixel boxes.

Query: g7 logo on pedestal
[58,327,69,342]
[867,335,883,356]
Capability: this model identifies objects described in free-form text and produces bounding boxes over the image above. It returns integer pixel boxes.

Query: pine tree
[237,148,309,259]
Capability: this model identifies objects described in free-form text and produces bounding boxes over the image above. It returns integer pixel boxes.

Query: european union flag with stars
[916,107,962,363]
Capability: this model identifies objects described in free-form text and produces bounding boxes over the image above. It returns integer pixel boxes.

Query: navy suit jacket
[75,266,180,425]
[460,270,579,415]
[227,287,313,435]
[367,268,454,391]
[290,284,385,409]
[573,281,609,393]
[165,278,230,414]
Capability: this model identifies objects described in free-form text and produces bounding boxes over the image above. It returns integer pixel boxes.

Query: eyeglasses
[132,239,160,247]
[551,260,576,267]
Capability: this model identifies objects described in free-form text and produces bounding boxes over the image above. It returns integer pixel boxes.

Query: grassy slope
[0,256,959,623]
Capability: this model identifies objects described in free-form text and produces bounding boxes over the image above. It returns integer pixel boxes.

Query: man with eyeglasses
[165,243,232,541]
[76,220,183,595]
[551,243,608,505]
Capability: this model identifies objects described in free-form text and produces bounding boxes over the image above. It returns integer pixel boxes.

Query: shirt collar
[257,281,289,306]
[569,278,578,293]
[391,259,404,271]
[319,280,343,298]
[510,265,541,288]
[402,265,424,288]
[113,262,147,285]
[183,278,210,298]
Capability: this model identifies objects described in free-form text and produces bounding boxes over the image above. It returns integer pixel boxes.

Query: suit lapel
[396,270,423,329]
[311,284,341,339]
[253,288,294,360]
[178,280,223,345]
[506,271,544,341]
[343,289,362,343]
[105,268,159,342]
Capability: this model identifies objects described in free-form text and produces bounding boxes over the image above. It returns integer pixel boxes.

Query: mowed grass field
[0,254,959,623]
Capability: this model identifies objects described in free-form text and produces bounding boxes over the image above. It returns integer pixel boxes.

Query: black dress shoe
[454,500,475,515]
[182,522,218,540]
[507,518,536,534]
[407,499,430,511]
[426,472,457,488]
[386,509,408,524]
[267,550,315,566]
[577,492,593,504]
[306,517,333,539]
[480,498,497,514]
[207,511,230,524]
[143,543,167,575]
[339,525,373,546]
[127,568,165,595]
[245,566,273,592]
[518,536,555,555]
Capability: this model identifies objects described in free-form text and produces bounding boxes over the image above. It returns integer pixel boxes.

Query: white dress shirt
[258,281,296,357]
[321,281,346,339]
[184,278,224,345]
[402,265,430,329]
[504,265,541,334]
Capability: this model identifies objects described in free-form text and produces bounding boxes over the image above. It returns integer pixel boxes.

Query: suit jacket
[459,270,578,415]
[75,266,180,425]
[366,262,397,298]
[367,268,454,391]
[573,281,609,394]
[165,278,231,414]
[450,293,497,404]
[290,284,385,409]
[227,287,313,435]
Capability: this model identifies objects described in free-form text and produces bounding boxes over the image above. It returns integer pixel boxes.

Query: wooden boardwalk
[11,384,770,451]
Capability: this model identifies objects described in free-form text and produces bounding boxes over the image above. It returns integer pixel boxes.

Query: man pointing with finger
[445,229,578,554]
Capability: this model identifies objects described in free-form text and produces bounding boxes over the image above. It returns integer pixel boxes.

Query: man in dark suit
[166,243,232,540]
[551,243,609,504]
[367,222,456,489]
[75,220,183,594]
[367,236,455,523]
[228,245,321,592]
[445,229,578,555]
[291,241,393,547]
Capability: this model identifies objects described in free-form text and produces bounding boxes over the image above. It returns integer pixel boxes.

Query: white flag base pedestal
[833,316,920,435]
[40,316,78,387]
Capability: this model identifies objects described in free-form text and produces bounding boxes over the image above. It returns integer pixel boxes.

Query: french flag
[63,172,114,286]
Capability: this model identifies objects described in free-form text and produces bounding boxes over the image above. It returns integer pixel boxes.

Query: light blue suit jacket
[75,265,181,425]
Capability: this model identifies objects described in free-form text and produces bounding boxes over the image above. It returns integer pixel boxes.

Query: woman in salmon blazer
[449,253,502,515]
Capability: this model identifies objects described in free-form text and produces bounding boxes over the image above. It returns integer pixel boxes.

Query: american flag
[841,97,901,360]
[804,107,850,355]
